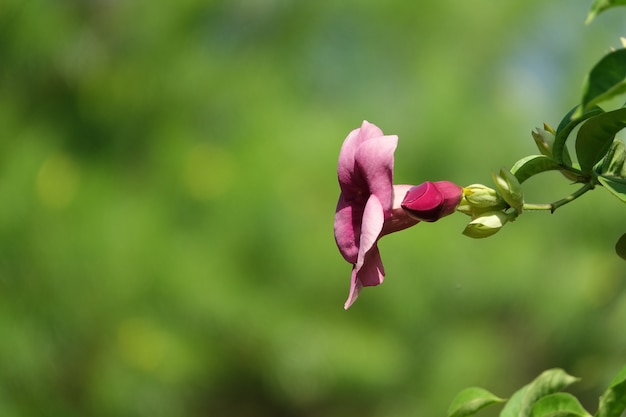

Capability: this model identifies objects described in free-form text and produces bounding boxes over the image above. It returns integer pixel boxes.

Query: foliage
[447,365,626,417]
[447,2,626,416]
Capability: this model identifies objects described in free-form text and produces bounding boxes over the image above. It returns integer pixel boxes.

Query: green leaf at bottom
[596,363,626,417]
[530,393,591,417]
[448,387,506,417]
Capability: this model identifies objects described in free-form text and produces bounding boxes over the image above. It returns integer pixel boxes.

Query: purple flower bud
[401,181,463,222]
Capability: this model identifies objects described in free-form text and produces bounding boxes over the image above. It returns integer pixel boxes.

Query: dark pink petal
[432,181,463,216]
[334,192,363,263]
[337,121,384,191]
[357,244,385,287]
[401,181,462,222]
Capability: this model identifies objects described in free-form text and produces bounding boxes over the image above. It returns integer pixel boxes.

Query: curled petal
[344,246,384,310]
[334,192,363,263]
[354,135,397,211]
[337,121,385,192]
[356,194,385,271]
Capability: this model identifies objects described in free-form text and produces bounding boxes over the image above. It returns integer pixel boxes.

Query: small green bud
[462,211,511,239]
[491,168,524,213]
[463,184,505,208]
[531,126,555,158]
[456,196,476,217]
[532,124,577,182]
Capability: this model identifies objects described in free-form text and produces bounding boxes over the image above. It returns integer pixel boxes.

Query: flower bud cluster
[458,168,523,239]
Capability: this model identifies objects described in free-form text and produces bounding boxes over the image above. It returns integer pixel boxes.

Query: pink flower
[334,121,420,309]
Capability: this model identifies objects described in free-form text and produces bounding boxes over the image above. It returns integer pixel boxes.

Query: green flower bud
[491,168,524,213]
[463,184,505,208]
[531,125,555,158]
[462,211,511,239]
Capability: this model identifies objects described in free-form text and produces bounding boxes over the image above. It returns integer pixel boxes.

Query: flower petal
[355,194,385,271]
[344,267,362,310]
[344,245,385,309]
[357,245,385,287]
[381,184,420,236]
[334,192,363,263]
[354,135,397,211]
[337,121,384,191]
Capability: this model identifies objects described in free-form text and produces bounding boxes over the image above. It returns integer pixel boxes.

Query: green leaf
[511,155,563,184]
[448,387,506,417]
[576,108,626,175]
[595,140,626,176]
[554,106,603,165]
[577,49,626,114]
[500,386,528,417]
[587,0,626,24]
[500,370,580,417]
[615,234,626,260]
[530,393,591,417]
[596,364,626,417]
[521,369,581,417]
[598,175,626,202]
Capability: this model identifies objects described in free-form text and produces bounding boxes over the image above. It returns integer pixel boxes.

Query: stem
[522,182,595,213]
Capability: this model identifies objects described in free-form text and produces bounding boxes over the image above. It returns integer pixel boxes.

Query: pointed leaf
[577,49,626,113]
[520,369,581,417]
[596,364,626,417]
[587,0,626,24]
[500,385,528,417]
[576,108,626,174]
[500,370,579,417]
[554,106,603,165]
[530,393,591,417]
[511,155,563,184]
[598,175,626,202]
[448,387,506,417]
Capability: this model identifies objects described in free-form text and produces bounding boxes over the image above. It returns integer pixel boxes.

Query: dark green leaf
[448,387,506,417]
[596,364,626,417]
[598,175,626,202]
[587,0,626,24]
[554,106,603,165]
[511,155,563,184]
[577,49,626,114]
[530,393,591,417]
[576,108,626,174]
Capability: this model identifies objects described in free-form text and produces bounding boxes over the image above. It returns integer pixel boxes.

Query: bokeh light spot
[182,143,236,201]
[117,318,167,373]
[36,153,80,210]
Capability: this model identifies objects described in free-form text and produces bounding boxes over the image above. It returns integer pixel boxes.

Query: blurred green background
[1,1,626,416]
